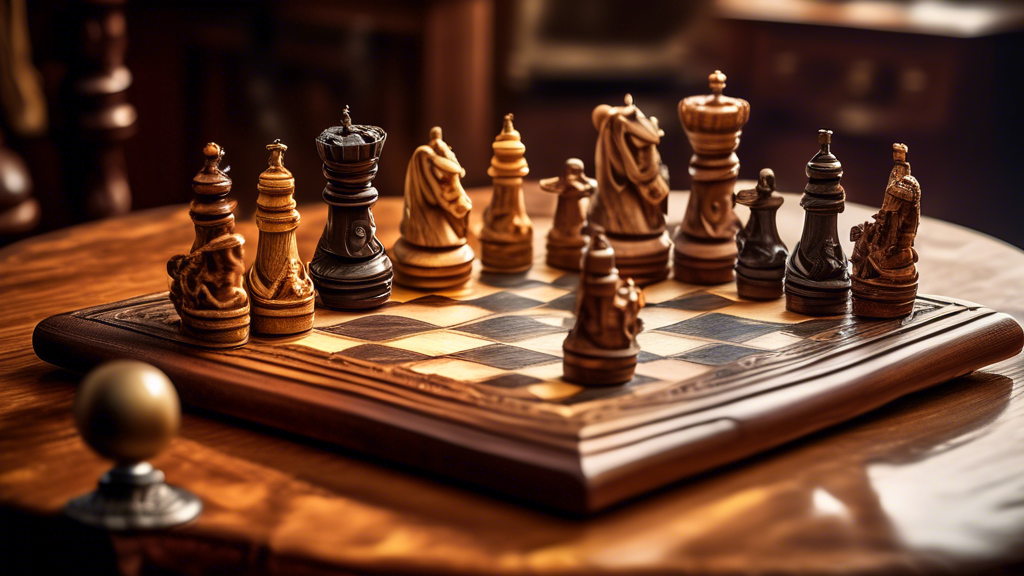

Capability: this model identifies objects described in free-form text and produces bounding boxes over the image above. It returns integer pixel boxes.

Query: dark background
[7,0,1024,247]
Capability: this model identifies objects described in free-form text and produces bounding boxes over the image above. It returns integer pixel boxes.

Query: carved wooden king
[735,168,788,299]
[246,140,315,337]
[481,114,533,272]
[674,70,749,285]
[540,158,596,271]
[166,143,249,348]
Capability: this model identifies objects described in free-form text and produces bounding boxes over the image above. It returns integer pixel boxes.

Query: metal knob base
[65,462,202,531]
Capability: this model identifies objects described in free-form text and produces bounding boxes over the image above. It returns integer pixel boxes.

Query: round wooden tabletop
[1,183,1023,574]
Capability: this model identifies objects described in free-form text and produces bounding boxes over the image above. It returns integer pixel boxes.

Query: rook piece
[735,168,788,299]
[392,126,475,289]
[850,143,921,318]
[785,130,851,315]
[481,113,533,272]
[65,361,202,530]
[540,158,597,271]
[167,143,249,348]
[674,70,749,284]
[246,140,315,337]
[563,228,645,386]
[589,94,671,285]
[309,107,393,309]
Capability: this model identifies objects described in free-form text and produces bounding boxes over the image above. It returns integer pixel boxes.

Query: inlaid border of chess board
[33,284,1023,513]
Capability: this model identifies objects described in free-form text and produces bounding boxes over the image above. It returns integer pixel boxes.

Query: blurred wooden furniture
[2,184,1024,574]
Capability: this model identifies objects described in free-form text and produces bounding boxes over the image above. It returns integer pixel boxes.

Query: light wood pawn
[480,114,533,272]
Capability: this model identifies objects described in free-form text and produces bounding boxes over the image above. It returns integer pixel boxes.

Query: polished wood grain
[3,183,1024,573]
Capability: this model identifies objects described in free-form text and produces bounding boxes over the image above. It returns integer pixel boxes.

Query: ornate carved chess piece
[563,227,645,386]
[850,143,922,318]
[167,143,249,348]
[309,107,393,310]
[785,130,851,316]
[735,168,788,300]
[246,140,315,337]
[674,70,749,284]
[481,113,532,272]
[589,94,671,286]
[540,158,597,271]
[65,360,202,530]
[392,126,475,289]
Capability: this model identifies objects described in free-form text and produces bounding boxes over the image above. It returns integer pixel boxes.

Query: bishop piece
[481,113,533,272]
[850,143,921,318]
[735,168,788,299]
[167,143,249,348]
[540,158,596,271]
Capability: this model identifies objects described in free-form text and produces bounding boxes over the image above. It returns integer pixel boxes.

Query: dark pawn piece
[540,158,596,271]
[309,107,393,310]
[735,168,788,300]
[562,227,645,386]
[850,143,922,318]
[784,130,851,316]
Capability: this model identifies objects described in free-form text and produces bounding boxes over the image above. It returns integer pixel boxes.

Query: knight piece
[308,107,393,310]
[562,228,645,386]
[674,70,750,285]
[589,94,671,286]
[167,143,249,348]
[392,126,475,289]
[481,114,532,272]
[540,158,597,271]
[735,168,788,300]
[850,143,922,318]
[246,140,315,337]
[784,130,851,316]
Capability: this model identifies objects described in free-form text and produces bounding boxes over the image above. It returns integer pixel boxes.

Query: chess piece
[540,158,596,271]
[563,227,645,386]
[850,143,922,318]
[167,143,250,348]
[480,113,533,272]
[589,94,672,286]
[309,107,393,310]
[0,132,39,238]
[65,360,202,530]
[735,168,788,300]
[674,70,749,285]
[246,140,315,337]
[785,130,851,315]
[392,126,475,289]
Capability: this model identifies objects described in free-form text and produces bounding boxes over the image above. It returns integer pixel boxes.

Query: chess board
[33,256,1023,513]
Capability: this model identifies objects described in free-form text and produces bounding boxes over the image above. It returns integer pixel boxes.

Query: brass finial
[818,129,833,153]
[757,168,776,197]
[893,142,908,162]
[709,70,727,97]
[624,93,634,106]
[502,113,514,134]
[267,139,287,167]
[203,142,224,170]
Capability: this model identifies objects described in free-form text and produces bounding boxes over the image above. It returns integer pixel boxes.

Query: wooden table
[2,184,1024,574]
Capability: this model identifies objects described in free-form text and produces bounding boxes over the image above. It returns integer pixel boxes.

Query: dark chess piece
[167,143,250,348]
[309,107,393,309]
[65,360,202,530]
[562,227,645,386]
[785,130,851,316]
[735,168,788,300]
[540,158,596,271]
[246,140,315,337]
[850,143,922,318]
[589,94,671,286]
[481,113,533,272]
[674,70,749,285]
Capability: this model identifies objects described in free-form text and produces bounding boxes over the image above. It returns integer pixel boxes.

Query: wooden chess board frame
[33,290,1023,513]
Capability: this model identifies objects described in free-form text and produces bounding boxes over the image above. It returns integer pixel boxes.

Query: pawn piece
[850,143,921,318]
[589,93,672,286]
[309,107,393,310]
[480,113,533,272]
[735,168,788,300]
[784,130,851,316]
[563,227,645,386]
[65,360,202,530]
[391,126,475,289]
[540,158,596,271]
[674,70,750,285]
[246,140,315,337]
[167,143,250,347]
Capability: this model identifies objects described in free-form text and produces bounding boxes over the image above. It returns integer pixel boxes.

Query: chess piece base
[606,232,671,286]
[309,250,394,311]
[736,266,785,300]
[480,238,532,273]
[851,277,918,319]
[392,239,474,290]
[250,294,315,337]
[179,304,250,348]
[545,239,586,271]
[65,462,202,531]
[673,232,738,285]
[785,275,851,316]
[563,346,637,387]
